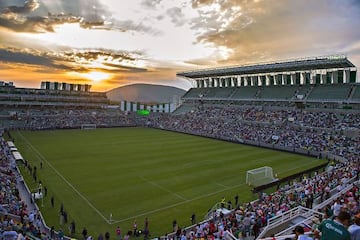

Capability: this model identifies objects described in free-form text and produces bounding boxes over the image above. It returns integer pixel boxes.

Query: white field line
[111,157,320,224]
[18,131,320,225]
[139,176,188,201]
[17,131,111,224]
[110,181,247,224]
[214,182,229,188]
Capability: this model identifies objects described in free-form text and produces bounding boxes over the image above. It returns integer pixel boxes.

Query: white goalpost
[246,166,275,187]
[81,124,97,130]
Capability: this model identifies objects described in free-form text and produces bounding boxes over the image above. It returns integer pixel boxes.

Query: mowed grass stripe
[16,131,111,223]
[12,128,326,238]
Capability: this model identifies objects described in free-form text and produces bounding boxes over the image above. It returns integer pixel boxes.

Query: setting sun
[84,71,111,82]
[69,71,112,82]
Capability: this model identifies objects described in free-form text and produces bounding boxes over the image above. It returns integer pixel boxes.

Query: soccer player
[116,226,121,240]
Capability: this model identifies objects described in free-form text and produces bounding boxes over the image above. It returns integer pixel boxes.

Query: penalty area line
[110,181,246,224]
[139,176,188,201]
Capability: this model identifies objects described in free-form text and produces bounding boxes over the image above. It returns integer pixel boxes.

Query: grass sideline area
[11,127,327,238]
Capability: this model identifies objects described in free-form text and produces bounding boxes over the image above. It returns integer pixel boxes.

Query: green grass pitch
[11,127,327,238]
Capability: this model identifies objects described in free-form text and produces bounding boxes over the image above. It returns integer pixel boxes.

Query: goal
[81,124,97,130]
[246,166,275,187]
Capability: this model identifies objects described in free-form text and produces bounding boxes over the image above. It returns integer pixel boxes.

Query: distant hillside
[106,83,186,103]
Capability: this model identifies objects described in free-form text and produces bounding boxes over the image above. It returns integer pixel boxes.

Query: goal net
[246,166,275,187]
[81,124,97,130]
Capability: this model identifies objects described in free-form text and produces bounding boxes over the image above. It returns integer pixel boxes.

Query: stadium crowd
[146,106,359,162]
[144,106,359,239]
[167,159,359,240]
[0,105,359,240]
[21,109,136,130]
[0,133,47,239]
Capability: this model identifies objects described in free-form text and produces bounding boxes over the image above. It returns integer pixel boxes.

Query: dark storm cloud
[66,49,149,73]
[0,0,51,32]
[0,47,149,74]
[63,49,144,63]
[0,0,157,33]
[190,0,360,65]
[2,0,39,14]
[103,63,147,73]
[0,0,85,32]
[0,16,47,32]
[0,48,73,70]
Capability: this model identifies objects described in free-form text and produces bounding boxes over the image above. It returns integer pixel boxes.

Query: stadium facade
[0,81,109,108]
[177,55,357,88]
[40,81,92,92]
[176,55,359,111]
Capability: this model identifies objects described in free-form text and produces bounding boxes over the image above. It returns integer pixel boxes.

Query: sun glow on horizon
[68,71,112,82]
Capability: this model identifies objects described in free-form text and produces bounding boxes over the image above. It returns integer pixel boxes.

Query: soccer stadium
[0,54,359,240]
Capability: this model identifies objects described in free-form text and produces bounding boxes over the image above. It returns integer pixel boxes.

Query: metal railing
[313,179,359,211]
[257,179,359,240]
[257,206,323,239]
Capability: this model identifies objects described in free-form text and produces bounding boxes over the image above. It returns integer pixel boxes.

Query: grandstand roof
[177,55,356,78]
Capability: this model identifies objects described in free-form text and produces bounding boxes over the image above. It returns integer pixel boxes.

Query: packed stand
[0,137,26,217]
[0,134,48,239]
[22,109,136,130]
[167,159,359,240]
[145,106,359,239]
[146,106,359,161]
[1,105,359,239]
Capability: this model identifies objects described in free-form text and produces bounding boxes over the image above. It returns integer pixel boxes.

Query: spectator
[294,225,313,240]
[316,211,351,240]
[348,212,360,240]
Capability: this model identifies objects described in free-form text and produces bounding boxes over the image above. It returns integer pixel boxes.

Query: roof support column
[195,80,200,88]
[231,77,236,87]
[310,71,316,84]
[250,76,255,86]
[291,73,296,85]
[281,73,286,85]
[300,72,305,85]
[244,76,248,86]
[216,78,220,87]
[240,77,245,86]
[332,71,338,84]
[236,76,240,87]
[320,73,326,84]
[344,69,350,83]
[205,78,209,88]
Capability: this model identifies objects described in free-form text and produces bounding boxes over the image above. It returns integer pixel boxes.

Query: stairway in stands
[256,178,359,240]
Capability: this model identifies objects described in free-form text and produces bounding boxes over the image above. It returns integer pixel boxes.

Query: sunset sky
[0,0,359,91]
